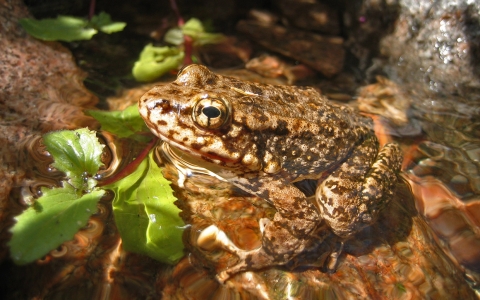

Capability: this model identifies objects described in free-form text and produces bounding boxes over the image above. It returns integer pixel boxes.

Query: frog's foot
[197,224,275,283]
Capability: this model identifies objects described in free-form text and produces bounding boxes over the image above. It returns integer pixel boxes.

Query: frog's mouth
[156,132,239,166]
[160,142,237,182]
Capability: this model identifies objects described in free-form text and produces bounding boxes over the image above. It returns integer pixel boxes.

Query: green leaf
[19,12,125,42]
[89,11,126,34]
[99,22,127,34]
[43,129,104,190]
[181,18,225,46]
[132,44,184,82]
[163,18,225,47]
[9,184,105,265]
[109,151,184,264]
[87,104,150,140]
[19,16,97,42]
[133,18,223,82]
[164,28,184,46]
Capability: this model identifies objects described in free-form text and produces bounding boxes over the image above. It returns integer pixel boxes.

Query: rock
[237,20,345,77]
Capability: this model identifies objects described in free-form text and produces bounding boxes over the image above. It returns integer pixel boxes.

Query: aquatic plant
[8,106,184,265]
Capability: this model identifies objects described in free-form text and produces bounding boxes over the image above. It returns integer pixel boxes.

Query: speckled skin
[139,64,402,279]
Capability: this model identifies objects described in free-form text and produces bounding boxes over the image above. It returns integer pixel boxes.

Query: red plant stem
[98,137,158,186]
[183,35,193,65]
[168,0,192,66]
[169,0,184,26]
[88,0,96,20]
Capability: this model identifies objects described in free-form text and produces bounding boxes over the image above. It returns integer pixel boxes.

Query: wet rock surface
[378,0,480,101]
[237,20,345,77]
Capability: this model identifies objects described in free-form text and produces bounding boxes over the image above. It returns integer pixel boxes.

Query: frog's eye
[192,97,230,130]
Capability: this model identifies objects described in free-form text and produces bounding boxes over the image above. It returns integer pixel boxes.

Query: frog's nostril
[149,99,171,112]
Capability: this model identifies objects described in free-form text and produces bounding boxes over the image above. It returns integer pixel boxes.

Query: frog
[139,64,402,281]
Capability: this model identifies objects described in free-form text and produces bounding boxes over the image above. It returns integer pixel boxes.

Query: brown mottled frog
[139,64,402,281]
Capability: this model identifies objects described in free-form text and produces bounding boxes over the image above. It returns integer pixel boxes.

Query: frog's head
[139,64,262,170]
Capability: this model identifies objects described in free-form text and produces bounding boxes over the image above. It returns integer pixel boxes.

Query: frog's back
[203,74,374,176]
[206,73,365,130]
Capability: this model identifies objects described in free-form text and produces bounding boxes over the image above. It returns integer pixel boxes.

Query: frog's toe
[197,224,245,253]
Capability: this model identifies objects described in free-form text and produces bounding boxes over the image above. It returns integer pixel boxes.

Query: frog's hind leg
[317,138,402,239]
[196,224,276,283]
[195,225,247,280]
[197,178,323,283]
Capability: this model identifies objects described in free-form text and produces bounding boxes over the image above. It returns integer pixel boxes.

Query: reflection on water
[400,94,480,289]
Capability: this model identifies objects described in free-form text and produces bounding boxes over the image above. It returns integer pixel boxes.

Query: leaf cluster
[132,18,225,82]
[8,129,106,264]
[9,106,184,265]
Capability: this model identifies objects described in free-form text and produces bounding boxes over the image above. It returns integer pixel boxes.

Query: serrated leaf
[132,44,184,82]
[8,184,105,265]
[87,105,149,139]
[19,16,97,42]
[109,151,184,264]
[43,129,104,190]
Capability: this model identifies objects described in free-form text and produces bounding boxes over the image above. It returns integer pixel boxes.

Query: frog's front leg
[317,137,402,238]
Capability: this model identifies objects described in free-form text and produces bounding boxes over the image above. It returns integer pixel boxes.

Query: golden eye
[192,97,230,130]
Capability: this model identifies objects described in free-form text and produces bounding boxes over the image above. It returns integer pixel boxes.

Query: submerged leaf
[8,185,105,265]
[109,151,184,264]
